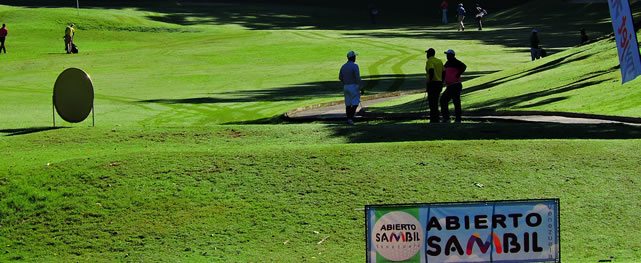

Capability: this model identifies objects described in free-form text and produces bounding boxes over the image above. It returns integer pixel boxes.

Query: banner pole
[52,95,56,127]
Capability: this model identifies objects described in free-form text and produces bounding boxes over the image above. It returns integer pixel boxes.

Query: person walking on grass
[441,0,449,24]
[457,3,466,31]
[0,24,7,54]
[440,49,467,123]
[425,48,445,123]
[475,3,487,30]
[64,23,75,54]
[339,50,362,125]
[530,29,541,61]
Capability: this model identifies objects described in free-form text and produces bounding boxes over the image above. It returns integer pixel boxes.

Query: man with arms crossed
[440,49,467,123]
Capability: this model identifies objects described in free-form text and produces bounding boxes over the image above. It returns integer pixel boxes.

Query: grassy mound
[2,124,641,261]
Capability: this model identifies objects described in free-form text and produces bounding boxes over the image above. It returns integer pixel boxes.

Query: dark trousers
[426,81,443,122]
[0,37,5,53]
[440,83,463,122]
[345,105,358,120]
[64,35,73,53]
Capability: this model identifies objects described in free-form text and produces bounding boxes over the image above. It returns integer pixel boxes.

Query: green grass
[0,1,623,128]
[2,124,641,262]
[2,1,641,262]
[370,35,641,117]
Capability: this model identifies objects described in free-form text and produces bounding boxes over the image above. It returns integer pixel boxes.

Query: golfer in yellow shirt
[425,48,444,123]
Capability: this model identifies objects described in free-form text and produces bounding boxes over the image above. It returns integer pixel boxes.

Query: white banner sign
[366,199,560,263]
[608,0,641,83]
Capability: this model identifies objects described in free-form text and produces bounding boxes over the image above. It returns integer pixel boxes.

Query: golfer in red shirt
[0,24,8,54]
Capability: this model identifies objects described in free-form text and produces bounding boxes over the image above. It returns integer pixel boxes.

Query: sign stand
[52,95,56,127]
[52,68,95,127]
[52,97,95,127]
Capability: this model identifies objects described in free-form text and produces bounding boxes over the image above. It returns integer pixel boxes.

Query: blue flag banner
[608,0,641,83]
[366,199,560,263]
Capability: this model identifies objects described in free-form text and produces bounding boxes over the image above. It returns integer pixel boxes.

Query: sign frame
[365,199,560,263]
[52,67,95,127]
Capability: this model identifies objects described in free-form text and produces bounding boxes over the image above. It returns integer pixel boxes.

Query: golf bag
[71,43,79,54]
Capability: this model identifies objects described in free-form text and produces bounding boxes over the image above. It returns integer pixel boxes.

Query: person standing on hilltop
[530,29,541,61]
[457,3,466,31]
[475,3,488,30]
[0,24,7,54]
[441,0,449,24]
[580,28,590,45]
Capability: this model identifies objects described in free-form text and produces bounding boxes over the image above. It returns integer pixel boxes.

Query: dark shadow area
[464,50,587,94]
[3,0,621,49]
[0,127,66,137]
[224,115,289,125]
[139,71,493,105]
[516,97,568,108]
[0,1,455,30]
[329,122,641,143]
[375,53,618,114]
[341,1,633,49]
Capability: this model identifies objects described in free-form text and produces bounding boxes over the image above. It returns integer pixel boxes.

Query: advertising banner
[608,0,641,83]
[366,199,560,263]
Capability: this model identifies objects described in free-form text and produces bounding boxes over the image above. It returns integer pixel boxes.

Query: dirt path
[285,95,641,126]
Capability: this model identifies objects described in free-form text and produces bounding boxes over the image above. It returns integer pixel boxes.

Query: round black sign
[53,68,94,123]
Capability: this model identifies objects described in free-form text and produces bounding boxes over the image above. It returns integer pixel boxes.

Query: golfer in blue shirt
[339,50,361,125]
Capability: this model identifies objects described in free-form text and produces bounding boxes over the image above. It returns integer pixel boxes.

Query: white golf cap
[444,49,456,55]
[347,50,357,57]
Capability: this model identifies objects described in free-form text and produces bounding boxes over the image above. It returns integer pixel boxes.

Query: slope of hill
[370,33,641,118]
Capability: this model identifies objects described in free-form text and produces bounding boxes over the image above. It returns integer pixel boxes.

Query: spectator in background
[441,0,449,24]
[475,3,488,30]
[369,4,380,25]
[580,28,590,45]
[457,3,466,31]
[64,23,75,54]
[530,29,541,61]
[0,24,7,54]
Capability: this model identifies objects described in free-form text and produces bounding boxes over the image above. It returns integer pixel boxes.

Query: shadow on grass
[0,127,65,137]
[139,71,492,105]
[3,1,619,49]
[376,50,617,114]
[468,67,617,111]
[464,52,585,94]
[329,122,641,143]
